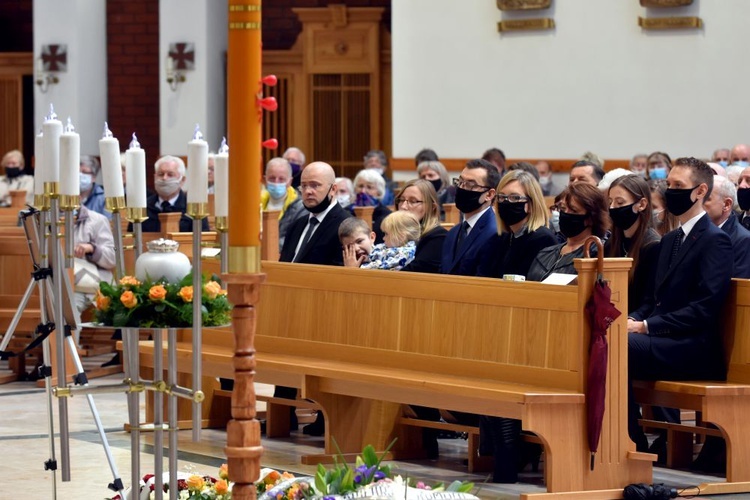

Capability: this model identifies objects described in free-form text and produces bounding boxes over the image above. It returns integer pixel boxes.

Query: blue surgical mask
[718,160,729,168]
[649,167,667,180]
[79,173,93,192]
[732,160,749,169]
[266,182,287,200]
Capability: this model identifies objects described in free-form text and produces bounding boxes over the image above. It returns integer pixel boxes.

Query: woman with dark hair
[396,179,447,274]
[606,175,661,311]
[527,182,610,281]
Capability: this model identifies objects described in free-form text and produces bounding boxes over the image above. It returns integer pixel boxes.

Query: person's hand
[343,244,365,268]
[74,243,94,258]
[627,318,646,334]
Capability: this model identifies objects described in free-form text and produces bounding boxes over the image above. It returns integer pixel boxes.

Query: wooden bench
[633,278,750,485]
[134,257,658,498]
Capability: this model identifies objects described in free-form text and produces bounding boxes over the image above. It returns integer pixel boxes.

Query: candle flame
[130,132,141,149]
[45,103,57,121]
[103,122,113,139]
[219,137,229,154]
[193,123,203,141]
[64,117,75,133]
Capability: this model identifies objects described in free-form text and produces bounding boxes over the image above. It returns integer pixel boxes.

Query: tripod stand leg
[0,277,36,353]
[38,278,58,500]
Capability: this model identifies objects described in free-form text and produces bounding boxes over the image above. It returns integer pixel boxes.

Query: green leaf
[341,467,355,492]
[362,444,378,467]
[458,481,475,493]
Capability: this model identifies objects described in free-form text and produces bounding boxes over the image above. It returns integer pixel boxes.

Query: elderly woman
[417,160,456,220]
[352,168,392,243]
[646,151,672,181]
[395,179,447,273]
[335,176,355,208]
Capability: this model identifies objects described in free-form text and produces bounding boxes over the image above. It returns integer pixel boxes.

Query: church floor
[0,359,741,499]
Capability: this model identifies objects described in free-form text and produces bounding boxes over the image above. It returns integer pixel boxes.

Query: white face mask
[538,175,552,187]
[155,178,182,198]
[337,194,351,206]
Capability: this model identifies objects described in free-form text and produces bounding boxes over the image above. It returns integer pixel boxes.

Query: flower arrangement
[110,464,232,500]
[94,273,231,328]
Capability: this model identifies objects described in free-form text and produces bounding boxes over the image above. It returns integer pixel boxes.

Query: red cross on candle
[42,44,67,72]
[168,43,195,71]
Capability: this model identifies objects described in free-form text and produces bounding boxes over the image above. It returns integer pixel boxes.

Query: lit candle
[187,124,208,204]
[98,122,124,199]
[42,104,62,186]
[59,118,80,197]
[214,138,229,218]
[125,133,147,209]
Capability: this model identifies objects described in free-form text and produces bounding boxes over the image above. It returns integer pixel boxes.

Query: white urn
[135,238,192,283]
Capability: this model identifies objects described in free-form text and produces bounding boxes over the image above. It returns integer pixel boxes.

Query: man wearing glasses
[440,159,500,276]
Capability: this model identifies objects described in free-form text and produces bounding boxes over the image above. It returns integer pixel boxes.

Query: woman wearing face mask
[527,182,610,282]
[606,175,661,311]
[0,150,35,207]
[352,169,392,244]
[79,155,111,219]
[334,176,355,209]
[649,180,680,236]
[417,160,456,220]
[646,151,672,181]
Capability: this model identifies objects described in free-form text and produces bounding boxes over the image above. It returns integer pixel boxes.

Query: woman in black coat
[396,179,447,274]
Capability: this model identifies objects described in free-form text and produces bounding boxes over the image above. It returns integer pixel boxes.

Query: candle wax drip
[219,137,229,154]
[130,133,141,149]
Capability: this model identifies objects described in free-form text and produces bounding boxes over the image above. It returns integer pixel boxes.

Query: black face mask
[609,202,640,231]
[428,178,442,193]
[665,186,698,216]
[454,187,487,214]
[738,188,750,211]
[496,201,527,227]
[558,211,588,238]
[305,189,333,214]
[4,167,22,179]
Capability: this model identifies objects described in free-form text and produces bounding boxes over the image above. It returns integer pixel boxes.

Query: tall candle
[214,138,229,218]
[98,122,124,198]
[59,118,80,197]
[34,129,44,197]
[187,124,208,204]
[125,133,147,208]
[42,104,62,185]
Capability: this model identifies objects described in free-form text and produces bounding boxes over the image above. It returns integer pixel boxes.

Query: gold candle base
[215,216,228,232]
[186,202,209,220]
[43,182,60,198]
[228,246,261,273]
[59,195,81,211]
[105,196,127,213]
[34,194,49,210]
[126,207,149,223]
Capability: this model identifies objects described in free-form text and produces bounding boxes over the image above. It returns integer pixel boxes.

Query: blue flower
[374,471,385,480]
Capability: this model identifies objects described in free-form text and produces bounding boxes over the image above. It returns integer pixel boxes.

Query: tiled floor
[0,360,739,499]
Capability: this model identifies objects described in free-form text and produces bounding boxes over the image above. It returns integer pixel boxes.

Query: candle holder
[44,182,60,199]
[186,202,209,219]
[34,194,50,211]
[187,208,207,442]
[59,195,80,212]
[59,195,80,269]
[126,207,148,260]
[105,196,127,280]
[215,217,228,274]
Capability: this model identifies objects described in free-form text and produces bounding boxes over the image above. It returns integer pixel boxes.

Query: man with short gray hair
[262,157,306,249]
[703,175,750,278]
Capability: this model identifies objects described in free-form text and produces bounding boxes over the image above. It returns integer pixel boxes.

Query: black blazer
[721,212,750,279]
[401,225,447,274]
[476,226,557,279]
[279,202,352,265]
[136,191,210,233]
[440,208,497,276]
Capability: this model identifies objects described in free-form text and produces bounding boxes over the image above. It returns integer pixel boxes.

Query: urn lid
[146,238,181,253]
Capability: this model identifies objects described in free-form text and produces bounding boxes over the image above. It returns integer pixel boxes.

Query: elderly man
[282,146,306,189]
[738,166,750,229]
[712,148,730,167]
[262,157,306,250]
[568,160,605,186]
[730,144,750,167]
[534,160,562,196]
[80,155,110,218]
[629,154,648,177]
[0,149,34,207]
[703,175,750,278]
[139,155,209,233]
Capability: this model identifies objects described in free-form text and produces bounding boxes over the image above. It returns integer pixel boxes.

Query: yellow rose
[178,286,194,303]
[203,281,222,300]
[149,284,167,302]
[214,479,228,495]
[186,474,205,491]
[120,290,138,309]
[94,291,110,311]
[219,463,229,480]
[119,276,141,286]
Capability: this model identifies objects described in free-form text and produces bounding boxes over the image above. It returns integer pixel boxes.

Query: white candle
[187,124,208,204]
[214,138,229,217]
[34,130,44,197]
[98,122,124,198]
[42,104,62,185]
[59,118,80,197]
[125,133,147,208]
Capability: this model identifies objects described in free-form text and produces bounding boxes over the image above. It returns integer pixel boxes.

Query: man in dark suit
[627,157,733,453]
[738,166,750,230]
[440,159,499,276]
[704,175,750,278]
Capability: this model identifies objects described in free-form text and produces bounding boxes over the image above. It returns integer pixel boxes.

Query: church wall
[392,0,750,160]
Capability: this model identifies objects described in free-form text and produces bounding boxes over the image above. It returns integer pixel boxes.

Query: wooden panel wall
[0,53,33,163]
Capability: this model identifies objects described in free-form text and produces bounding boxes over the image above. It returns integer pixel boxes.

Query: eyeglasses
[299,182,330,192]
[496,194,529,204]
[453,178,491,192]
[396,198,424,207]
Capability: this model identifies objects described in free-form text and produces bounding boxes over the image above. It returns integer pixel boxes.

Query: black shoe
[101,353,121,367]
[302,412,325,436]
[691,436,726,474]
[648,435,667,466]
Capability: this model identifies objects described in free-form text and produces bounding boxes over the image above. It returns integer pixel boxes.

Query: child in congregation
[340,212,420,270]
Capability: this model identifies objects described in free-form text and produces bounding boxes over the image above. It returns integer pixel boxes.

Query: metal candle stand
[187,202,208,443]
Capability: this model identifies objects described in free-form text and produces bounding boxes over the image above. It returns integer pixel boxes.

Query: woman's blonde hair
[380,210,421,247]
[494,170,549,234]
[394,179,441,237]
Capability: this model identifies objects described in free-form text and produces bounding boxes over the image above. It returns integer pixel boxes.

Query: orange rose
[214,479,228,495]
[119,276,141,286]
[94,291,110,311]
[186,474,205,492]
[149,284,167,301]
[219,463,229,480]
[120,290,137,309]
[178,286,194,303]
[203,281,222,300]
[264,470,281,484]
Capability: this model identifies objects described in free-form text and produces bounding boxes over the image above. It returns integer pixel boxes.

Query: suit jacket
[135,191,210,233]
[440,207,497,276]
[721,212,750,279]
[476,226,557,279]
[279,202,352,265]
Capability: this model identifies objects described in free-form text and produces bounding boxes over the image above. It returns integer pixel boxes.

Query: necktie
[742,215,750,230]
[161,201,173,212]
[455,221,470,253]
[293,217,319,262]
[669,227,684,268]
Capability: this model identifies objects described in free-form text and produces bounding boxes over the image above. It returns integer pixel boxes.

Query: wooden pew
[443,203,460,225]
[633,278,750,487]
[261,210,281,261]
[134,257,657,498]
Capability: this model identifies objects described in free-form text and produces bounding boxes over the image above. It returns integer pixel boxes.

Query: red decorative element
[168,43,195,70]
[262,138,279,150]
[42,44,67,72]
[258,97,278,112]
[262,75,278,87]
